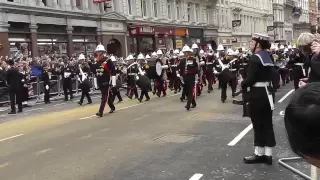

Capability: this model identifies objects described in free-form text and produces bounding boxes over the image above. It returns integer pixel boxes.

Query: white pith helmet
[145,54,151,59]
[78,53,85,60]
[179,51,184,57]
[156,49,163,55]
[217,44,224,51]
[95,43,106,52]
[280,45,285,49]
[182,45,193,52]
[126,54,134,60]
[110,56,116,62]
[137,53,145,60]
[192,43,199,49]
[174,49,180,54]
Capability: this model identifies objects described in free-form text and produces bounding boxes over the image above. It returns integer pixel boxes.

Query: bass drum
[146,58,160,79]
[136,75,151,90]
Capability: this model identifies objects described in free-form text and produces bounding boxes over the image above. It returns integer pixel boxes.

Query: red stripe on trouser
[102,87,109,113]
[163,80,167,91]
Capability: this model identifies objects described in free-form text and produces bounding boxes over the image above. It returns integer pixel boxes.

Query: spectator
[284,82,320,168]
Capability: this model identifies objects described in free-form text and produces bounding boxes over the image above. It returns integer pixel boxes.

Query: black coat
[6,67,22,92]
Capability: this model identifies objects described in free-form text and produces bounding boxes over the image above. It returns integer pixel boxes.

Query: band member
[156,49,168,97]
[206,51,215,93]
[127,55,139,99]
[113,56,123,103]
[136,54,151,102]
[61,57,75,101]
[77,54,92,105]
[42,62,51,104]
[168,52,179,93]
[178,51,186,101]
[95,44,116,117]
[20,63,32,108]
[242,33,276,165]
[178,45,198,110]
[6,60,23,114]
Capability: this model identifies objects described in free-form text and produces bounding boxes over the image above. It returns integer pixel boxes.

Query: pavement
[0,83,317,180]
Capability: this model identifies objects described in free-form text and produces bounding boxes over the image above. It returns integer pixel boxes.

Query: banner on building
[232,20,241,27]
[93,0,106,3]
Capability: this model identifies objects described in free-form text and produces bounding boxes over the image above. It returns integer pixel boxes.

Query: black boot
[78,101,83,106]
[185,105,190,111]
[265,156,273,165]
[96,112,103,117]
[243,155,266,164]
[191,103,196,108]
[109,109,115,113]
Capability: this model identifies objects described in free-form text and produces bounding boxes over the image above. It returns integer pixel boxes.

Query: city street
[0,84,313,180]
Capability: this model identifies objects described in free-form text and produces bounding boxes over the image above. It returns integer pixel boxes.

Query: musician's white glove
[45,85,49,90]
[299,80,306,88]
[177,74,180,78]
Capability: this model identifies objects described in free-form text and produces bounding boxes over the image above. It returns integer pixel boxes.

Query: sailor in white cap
[95,43,116,117]
[155,49,168,97]
[242,33,275,165]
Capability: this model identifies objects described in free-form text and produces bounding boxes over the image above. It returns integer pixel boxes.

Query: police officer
[178,45,198,110]
[95,44,116,117]
[242,33,276,165]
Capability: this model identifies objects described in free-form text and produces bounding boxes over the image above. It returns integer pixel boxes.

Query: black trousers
[293,67,304,90]
[279,68,289,85]
[112,88,122,102]
[9,90,22,112]
[206,71,214,91]
[249,98,276,147]
[80,91,92,103]
[44,84,50,103]
[139,89,150,100]
[185,76,196,108]
[63,79,73,100]
[98,87,115,114]
[221,77,237,100]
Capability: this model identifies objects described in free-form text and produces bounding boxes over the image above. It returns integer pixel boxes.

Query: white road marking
[25,108,43,112]
[36,148,52,155]
[53,103,66,107]
[228,124,253,146]
[79,93,181,120]
[0,134,24,142]
[189,173,203,180]
[80,115,95,120]
[0,162,9,168]
[278,89,294,103]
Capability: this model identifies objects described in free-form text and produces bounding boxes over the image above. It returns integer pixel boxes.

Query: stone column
[29,24,38,57]
[66,26,73,57]
[82,0,89,11]
[71,0,78,10]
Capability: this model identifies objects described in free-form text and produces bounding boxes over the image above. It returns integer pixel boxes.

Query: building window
[76,0,82,9]
[167,1,171,19]
[176,3,180,20]
[187,3,191,22]
[195,4,200,22]
[206,10,211,24]
[153,0,158,17]
[127,0,132,15]
[141,0,147,17]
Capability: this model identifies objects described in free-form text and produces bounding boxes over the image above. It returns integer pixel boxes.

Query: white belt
[253,82,274,110]
[128,73,136,75]
[230,69,237,71]
[216,65,221,67]
[241,63,248,66]
[206,62,213,65]
[294,63,306,76]
[171,65,177,67]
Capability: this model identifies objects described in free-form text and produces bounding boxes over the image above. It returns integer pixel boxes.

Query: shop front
[72,26,97,56]
[128,26,155,54]
[218,37,232,50]
[186,28,204,47]
[154,27,174,51]
[174,28,186,50]
[204,29,218,50]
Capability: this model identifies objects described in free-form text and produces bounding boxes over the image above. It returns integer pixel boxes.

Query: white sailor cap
[252,33,270,41]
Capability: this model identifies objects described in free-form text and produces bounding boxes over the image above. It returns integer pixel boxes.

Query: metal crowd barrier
[0,74,126,105]
[279,157,318,180]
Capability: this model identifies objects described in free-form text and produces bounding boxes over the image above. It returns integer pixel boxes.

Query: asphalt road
[0,83,316,180]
